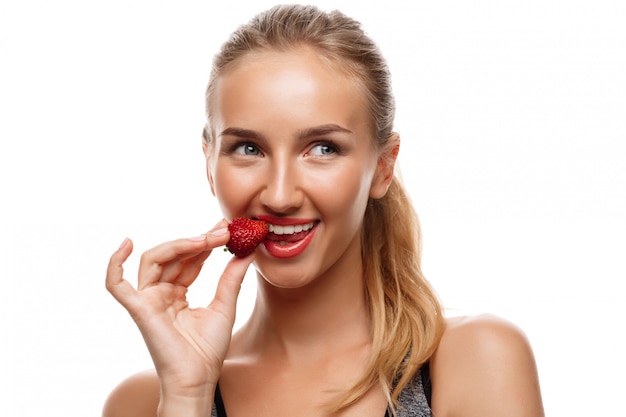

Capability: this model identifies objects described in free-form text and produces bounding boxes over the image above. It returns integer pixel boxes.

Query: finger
[157,226,229,284]
[152,249,211,289]
[208,254,254,322]
[105,238,138,307]
[137,227,229,289]
[161,251,211,287]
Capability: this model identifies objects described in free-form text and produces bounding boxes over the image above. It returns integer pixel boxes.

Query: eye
[233,143,261,156]
[308,142,339,157]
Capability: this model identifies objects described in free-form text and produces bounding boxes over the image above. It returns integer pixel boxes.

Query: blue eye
[309,143,338,156]
[234,143,261,156]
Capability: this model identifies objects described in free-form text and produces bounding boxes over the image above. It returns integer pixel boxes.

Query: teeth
[268,221,315,235]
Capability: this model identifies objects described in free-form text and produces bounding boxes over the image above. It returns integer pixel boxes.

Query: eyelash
[225,140,342,158]
[231,142,262,156]
[307,141,341,157]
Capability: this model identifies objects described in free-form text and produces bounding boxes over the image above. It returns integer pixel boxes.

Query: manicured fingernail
[187,234,207,241]
[211,227,228,236]
[119,238,130,249]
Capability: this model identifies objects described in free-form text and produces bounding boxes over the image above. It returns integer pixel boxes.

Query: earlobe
[207,167,216,196]
[369,134,400,199]
[202,141,216,196]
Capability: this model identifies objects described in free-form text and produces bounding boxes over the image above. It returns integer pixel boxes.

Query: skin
[104,47,544,417]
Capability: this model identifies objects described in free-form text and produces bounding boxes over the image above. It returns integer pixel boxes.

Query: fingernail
[210,219,228,231]
[187,234,207,241]
[119,238,130,249]
[211,227,228,236]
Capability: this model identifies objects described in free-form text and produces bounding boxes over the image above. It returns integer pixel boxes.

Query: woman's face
[205,47,395,288]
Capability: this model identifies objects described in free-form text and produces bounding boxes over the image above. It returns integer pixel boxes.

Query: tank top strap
[213,383,227,417]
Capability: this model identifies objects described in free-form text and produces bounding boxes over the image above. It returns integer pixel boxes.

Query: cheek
[212,164,257,218]
[311,164,374,219]
[212,156,376,221]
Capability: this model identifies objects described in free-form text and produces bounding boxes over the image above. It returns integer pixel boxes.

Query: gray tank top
[211,364,432,417]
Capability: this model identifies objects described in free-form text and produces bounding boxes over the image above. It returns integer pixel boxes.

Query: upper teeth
[269,222,316,235]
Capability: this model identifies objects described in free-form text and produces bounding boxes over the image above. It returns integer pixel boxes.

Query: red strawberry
[226,218,269,257]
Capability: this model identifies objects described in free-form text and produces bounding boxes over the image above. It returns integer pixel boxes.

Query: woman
[104,5,544,417]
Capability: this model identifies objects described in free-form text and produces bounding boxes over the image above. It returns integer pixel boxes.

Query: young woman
[103,5,544,417]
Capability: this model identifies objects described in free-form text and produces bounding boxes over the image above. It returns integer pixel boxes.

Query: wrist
[158,390,214,417]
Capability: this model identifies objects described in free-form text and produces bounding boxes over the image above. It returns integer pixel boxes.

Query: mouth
[266,221,319,245]
[263,220,319,259]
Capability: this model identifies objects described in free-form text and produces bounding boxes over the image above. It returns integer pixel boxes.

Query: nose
[259,157,304,214]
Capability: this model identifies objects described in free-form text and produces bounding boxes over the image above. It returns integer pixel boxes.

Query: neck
[237,250,371,363]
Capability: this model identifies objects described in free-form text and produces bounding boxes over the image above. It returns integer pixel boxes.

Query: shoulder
[429,314,544,417]
[438,314,532,358]
[102,369,160,417]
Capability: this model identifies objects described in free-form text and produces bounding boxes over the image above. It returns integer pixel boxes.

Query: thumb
[208,254,254,322]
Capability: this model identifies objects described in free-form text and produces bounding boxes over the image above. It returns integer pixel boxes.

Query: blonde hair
[202,4,444,414]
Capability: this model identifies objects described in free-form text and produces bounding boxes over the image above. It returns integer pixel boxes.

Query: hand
[105,220,253,401]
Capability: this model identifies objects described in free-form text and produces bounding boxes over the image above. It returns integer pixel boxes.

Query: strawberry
[226,218,269,257]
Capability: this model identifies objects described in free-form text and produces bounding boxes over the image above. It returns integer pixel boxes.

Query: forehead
[210,47,371,131]
[224,46,363,83]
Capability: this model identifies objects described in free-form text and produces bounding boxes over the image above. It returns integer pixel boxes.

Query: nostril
[259,187,304,214]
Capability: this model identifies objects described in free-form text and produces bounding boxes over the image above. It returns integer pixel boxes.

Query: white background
[1,0,624,416]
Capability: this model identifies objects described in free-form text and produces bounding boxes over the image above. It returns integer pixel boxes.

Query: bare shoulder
[430,314,544,417]
[440,314,531,353]
[102,369,160,417]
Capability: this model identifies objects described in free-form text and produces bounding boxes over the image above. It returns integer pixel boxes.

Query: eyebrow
[297,124,353,139]
[219,127,266,141]
[218,124,353,142]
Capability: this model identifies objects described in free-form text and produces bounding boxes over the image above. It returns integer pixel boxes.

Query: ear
[202,141,216,196]
[369,133,400,199]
